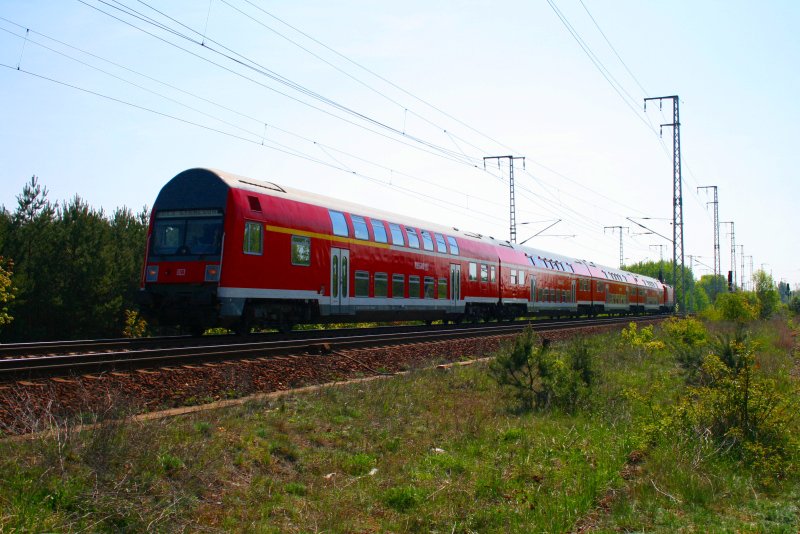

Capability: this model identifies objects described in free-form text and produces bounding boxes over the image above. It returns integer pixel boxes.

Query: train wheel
[190,325,206,337]
[277,320,294,334]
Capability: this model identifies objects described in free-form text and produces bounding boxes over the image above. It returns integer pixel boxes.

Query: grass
[0,319,798,532]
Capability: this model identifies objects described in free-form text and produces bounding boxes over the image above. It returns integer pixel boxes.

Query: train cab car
[139,168,675,334]
[139,169,229,333]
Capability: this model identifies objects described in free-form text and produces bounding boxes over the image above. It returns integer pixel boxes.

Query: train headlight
[205,264,221,282]
[145,265,159,282]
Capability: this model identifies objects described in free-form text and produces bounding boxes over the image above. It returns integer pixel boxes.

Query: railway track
[0,315,664,381]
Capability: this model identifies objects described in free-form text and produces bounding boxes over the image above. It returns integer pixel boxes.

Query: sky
[1,0,798,287]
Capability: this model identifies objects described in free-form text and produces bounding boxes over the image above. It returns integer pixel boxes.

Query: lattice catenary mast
[484,156,525,243]
[645,95,685,313]
[697,185,721,296]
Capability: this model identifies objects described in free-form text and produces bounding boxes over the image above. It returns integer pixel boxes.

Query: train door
[330,248,350,314]
[571,280,576,305]
[530,274,537,310]
[449,264,461,310]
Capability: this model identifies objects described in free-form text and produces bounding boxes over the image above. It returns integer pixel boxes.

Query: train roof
[159,168,667,289]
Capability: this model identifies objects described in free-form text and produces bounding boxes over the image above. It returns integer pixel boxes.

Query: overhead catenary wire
[2,2,708,269]
[0,61,511,228]
[0,18,511,217]
[77,0,487,170]
[98,0,702,247]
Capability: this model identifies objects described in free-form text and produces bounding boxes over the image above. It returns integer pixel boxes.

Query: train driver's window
[329,210,349,237]
[244,221,262,255]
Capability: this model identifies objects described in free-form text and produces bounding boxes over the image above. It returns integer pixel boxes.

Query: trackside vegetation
[1,311,798,532]
[0,176,148,341]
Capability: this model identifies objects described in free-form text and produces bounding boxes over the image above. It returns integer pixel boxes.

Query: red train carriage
[138,168,674,333]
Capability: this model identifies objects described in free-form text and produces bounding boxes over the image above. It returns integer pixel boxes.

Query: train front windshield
[151,209,223,257]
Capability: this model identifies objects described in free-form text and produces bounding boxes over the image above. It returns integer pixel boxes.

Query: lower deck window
[374,273,388,297]
[392,274,404,298]
[409,276,421,298]
[355,271,369,297]
[424,277,434,299]
[438,278,447,299]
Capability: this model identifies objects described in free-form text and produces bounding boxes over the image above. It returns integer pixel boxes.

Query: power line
[233,0,514,156]
[577,0,648,96]
[0,19,510,216]
[214,0,496,159]
[78,0,486,169]
[0,61,508,227]
[544,0,656,134]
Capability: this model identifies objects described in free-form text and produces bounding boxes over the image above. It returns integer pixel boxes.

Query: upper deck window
[406,227,420,249]
[446,236,459,255]
[420,230,434,251]
[371,220,388,243]
[434,233,447,253]
[351,215,369,240]
[329,210,349,237]
[389,223,405,246]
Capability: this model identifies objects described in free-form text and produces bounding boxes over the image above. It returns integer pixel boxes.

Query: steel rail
[0,316,664,381]
[0,314,663,358]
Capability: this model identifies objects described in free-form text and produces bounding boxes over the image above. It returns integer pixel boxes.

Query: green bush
[668,332,798,482]
[489,327,595,413]
[753,270,780,319]
[661,316,708,378]
[713,292,759,323]
[620,322,665,357]
[788,295,800,314]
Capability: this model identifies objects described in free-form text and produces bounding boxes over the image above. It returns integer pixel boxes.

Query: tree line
[0,176,148,342]
[0,175,789,341]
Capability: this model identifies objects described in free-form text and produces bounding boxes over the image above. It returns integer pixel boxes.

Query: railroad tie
[16,381,44,387]
[51,377,78,384]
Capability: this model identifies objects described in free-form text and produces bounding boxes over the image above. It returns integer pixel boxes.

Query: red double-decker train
[138,168,674,334]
